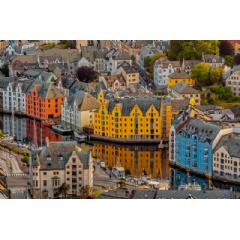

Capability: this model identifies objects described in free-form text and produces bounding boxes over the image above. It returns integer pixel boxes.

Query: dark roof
[31,141,90,170]
[214,134,240,158]
[169,70,192,79]
[157,190,232,199]
[203,54,222,63]
[171,81,199,94]
[97,189,132,199]
[103,97,162,116]
[121,66,138,74]
[171,98,189,111]
[132,189,157,199]
[177,118,221,144]
[65,91,101,111]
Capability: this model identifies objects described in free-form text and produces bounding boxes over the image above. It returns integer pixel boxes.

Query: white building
[2,80,30,113]
[226,71,240,96]
[3,114,27,141]
[213,130,240,182]
[30,139,94,199]
[139,45,160,70]
[154,57,174,88]
[77,57,91,68]
[202,53,224,68]
[107,50,132,74]
[61,91,101,130]
[4,45,16,56]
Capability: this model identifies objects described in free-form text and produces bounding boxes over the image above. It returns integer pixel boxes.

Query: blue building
[175,118,220,175]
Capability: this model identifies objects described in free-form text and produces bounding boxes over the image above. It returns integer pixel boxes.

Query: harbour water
[1,113,240,192]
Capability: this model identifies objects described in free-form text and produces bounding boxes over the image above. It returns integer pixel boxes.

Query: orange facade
[25,86,64,120]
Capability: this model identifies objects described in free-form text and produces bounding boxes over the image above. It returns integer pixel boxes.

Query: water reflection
[0,114,72,145]
[93,141,169,179]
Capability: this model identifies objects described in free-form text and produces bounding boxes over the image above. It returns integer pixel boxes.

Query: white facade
[3,83,26,112]
[226,71,240,96]
[4,45,16,56]
[77,57,91,68]
[107,58,132,75]
[61,98,81,129]
[154,58,174,88]
[94,58,107,72]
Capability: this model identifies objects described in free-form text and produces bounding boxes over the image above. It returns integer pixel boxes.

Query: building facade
[226,71,240,96]
[61,91,101,130]
[94,97,163,141]
[31,139,93,199]
[167,71,196,89]
[25,82,64,120]
[174,118,221,175]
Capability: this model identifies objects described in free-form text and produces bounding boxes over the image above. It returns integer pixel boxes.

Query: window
[43,180,47,187]
[72,158,76,163]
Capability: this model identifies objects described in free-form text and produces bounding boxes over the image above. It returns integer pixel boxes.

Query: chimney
[46,137,50,147]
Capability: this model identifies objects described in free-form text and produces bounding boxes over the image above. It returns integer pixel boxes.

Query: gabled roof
[66,91,101,111]
[169,70,192,79]
[31,141,90,170]
[171,81,199,94]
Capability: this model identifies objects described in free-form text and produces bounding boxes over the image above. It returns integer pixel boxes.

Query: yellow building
[93,142,169,178]
[167,70,195,89]
[116,66,140,86]
[0,40,8,53]
[94,97,163,142]
[235,42,240,55]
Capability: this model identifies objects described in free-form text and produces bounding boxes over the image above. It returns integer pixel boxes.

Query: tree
[59,40,76,49]
[225,55,234,67]
[219,40,234,57]
[21,156,30,167]
[234,54,240,65]
[210,67,223,85]
[131,54,136,63]
[76,66,98,82]
[191,62,211,87]
[0,130,3,138]
[58,182,70,198]
[0,63,9,77]
[210,85,233,101]
[168,40,220,60]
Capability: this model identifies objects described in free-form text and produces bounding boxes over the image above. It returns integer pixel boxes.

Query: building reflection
[93,141,169,179]
[0,114,65,145]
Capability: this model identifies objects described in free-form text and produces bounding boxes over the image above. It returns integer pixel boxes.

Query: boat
[74,131,87,140]
[42,119,55,127]
[52,125,73,135]
[178,181,201,191]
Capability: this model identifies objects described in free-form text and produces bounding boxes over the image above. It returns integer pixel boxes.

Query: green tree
[0,63,9,77]
[210,67,223,85]
[0,130,3,138]
[21,156,29,167]
[225,55,234,67]
[191,62,211,87]
[59,40,76,49]
[210,85,233,100]
[131,54,136,63]
[201,99,208,105]
[58,182,70,198]
[168,40,220,60]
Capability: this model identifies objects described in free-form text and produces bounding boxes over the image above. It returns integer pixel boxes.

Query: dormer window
[47,163,52,169]
[47,155,51,161]
[58,155,63,161]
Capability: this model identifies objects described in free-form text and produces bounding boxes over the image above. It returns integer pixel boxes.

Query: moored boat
[42,119,55,127]
[52,125,72,135]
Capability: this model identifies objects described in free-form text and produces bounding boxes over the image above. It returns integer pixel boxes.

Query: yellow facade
[94,98,163,141]
[235,43,240,54]
[93,143,169,178]
[167,76,196,89]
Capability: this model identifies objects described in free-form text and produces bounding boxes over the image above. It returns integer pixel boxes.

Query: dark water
[1,114,240,191]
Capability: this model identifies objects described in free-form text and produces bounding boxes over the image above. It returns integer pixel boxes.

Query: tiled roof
[10,54,37,64]
[66,91,101,111]
[214,134,240,158]
[31,141,90,170]
[121,66,138,74]
[171,81,199,94]
[105,97,162,116]
[171,98,189,111]
[177,118,221,144]
[132,189,157,199]
[169,70,192,79]
[157,190,232,199]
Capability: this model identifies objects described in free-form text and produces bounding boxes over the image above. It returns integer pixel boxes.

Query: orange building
[25,82,64,120]
[26,119,63,146]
